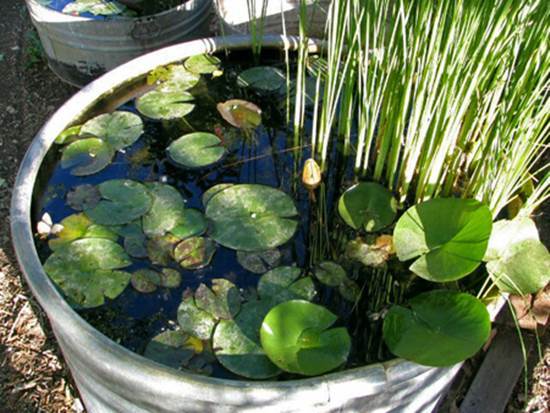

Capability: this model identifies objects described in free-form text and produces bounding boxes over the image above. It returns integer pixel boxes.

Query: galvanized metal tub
[11,34,502,413]
[25,0,212,87]
[215,0,329,38]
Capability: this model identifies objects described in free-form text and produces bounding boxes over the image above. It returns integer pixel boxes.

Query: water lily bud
[302,158,321,190]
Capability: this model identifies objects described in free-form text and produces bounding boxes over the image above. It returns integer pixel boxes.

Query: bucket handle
[131,17,162,40]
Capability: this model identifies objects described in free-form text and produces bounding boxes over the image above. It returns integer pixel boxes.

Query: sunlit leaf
[167,132,225,169]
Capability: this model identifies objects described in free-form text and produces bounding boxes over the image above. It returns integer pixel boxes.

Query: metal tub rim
[10,34,504,410]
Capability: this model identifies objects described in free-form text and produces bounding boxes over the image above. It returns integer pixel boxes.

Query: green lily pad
[257,266,316,304]
[63,0,126,16]
[217,99,262,129]
[80,111,143,151]
[213,299,281,379]
[487,239,550,295]
[195,279,241,320]
[66,184,101,211]
[177,290,217,340]
[170,209,207,240]
[160,268,182,288]
[167,132,225,169]
[149,64,201,92]
[184,54,221,74]
[142,183,187,237]
[484,217,540,262]
[174,237,216,270]
[44,238,131,308]
[131,269,161,293]
[205,184,298,252]
[84,179,153,226]
[202,183,234,207]
[61,138,115,176]
[314,261,347,287]
[144,329,195,369]
[124,233,147,258]
[338,278,362,303]
[237,66,286,92]
[48,213,117,251]
[136,91,195,120]
[236,249,281,274]
[260,300,351,376]
[338,182,397,232]
[55,124,82,144]
[146,234,180,266]
[393,198,492,282]
[383,290,491,367]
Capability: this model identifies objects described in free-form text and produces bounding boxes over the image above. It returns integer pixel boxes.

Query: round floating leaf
[338,182,397,232]
[185,54,221,74]
[393,198,492,282]
[152,65,201,92]
[260,300,351,376]
[202,183,234,207]
[236,249,281,274]
[142,183,187,237]
[146,234,180,266]
[61,138,115,176]
[195,279,241,320]
[237,66,286,92]
[338,278,361,303]
[131,269,161,293]
[47,213,91,251]
[144,329,195,369]
[80,111,143,151]
[63,0,126,16]
[51,238,131,271]
[383,290,491,367]
[85,179,153,226]
[205,184,298,252]
[487,240,550,295]
[55,124,82,144]
[258,266,316,304]
[66,184,101,211]
[484,217,540,262]
[167,132,225,169]
[177,291,217,340]
[345,238,391,268]
[170,209,207,240]
[174,237,216,270]
[314,261,347,287]
[84,224,118,241]
[217,99,262,129]
[213,300,281,379]
[160,268,182,288]
[124,232,147,258]
[136,91,195,120]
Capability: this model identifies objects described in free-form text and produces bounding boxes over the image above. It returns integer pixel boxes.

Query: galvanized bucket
[214,0,330,38]
[25,0,212,87]
[11,35,503,413]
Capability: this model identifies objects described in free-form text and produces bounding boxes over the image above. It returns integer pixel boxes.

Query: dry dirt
[0,1,547,412]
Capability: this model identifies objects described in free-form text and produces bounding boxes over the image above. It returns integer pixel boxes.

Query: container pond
[12,35,547,412]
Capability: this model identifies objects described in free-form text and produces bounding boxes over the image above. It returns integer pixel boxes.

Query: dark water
[33,50,403,380]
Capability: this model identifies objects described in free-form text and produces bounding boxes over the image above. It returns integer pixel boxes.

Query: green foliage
[237,66,286,92]
[136,91,195,120]
[184,54,221,75]
[217,99,262,129]
[236,249,281,274]
[167,132,225,169]
[257,266,316,304]
[383,290,491,367]
[81,111,143,151]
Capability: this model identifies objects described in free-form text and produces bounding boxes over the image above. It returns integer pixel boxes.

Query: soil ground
[0,1,547,412]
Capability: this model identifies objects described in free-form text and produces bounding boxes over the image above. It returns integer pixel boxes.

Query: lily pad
[338,182,397,232]
[257,266,316,304]
[136,91,195,120]
[84,179,153,226]
[174,237,216,270]
[131,269,161,293]
[124,233,147,258]
[44,238,131,308]
[80,111,143,151]
[217,99,262,129]
[237,66,286,92]
[314,261,347,287]
[236,249,281,274]
[167,132,225,169]
[260,300,351,376]
[61,138,115,176]
[177,290,217,340]
[202,183,234,207]
[213,299,281,379]
[185,54,221,74]
[170,209,207,240]
[383,290,491,367]
[63,0,126,16]
[345,238,392,268]
[66,184,101,211]
[144,329,195,369]
[338,278,362,303]
[160,268,182,288]
[195,279,241,320]
[146,234,180,266]
[205,184,298,252]
[142,183,187,237]
[48,213,117,251]
[150,65,201,92]
[55,124,82,144]
[393,198,492,282]
[484,217,540,262]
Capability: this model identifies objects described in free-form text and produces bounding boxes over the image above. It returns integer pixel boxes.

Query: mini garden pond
[37,0,185,18]
[32,48,549,381]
